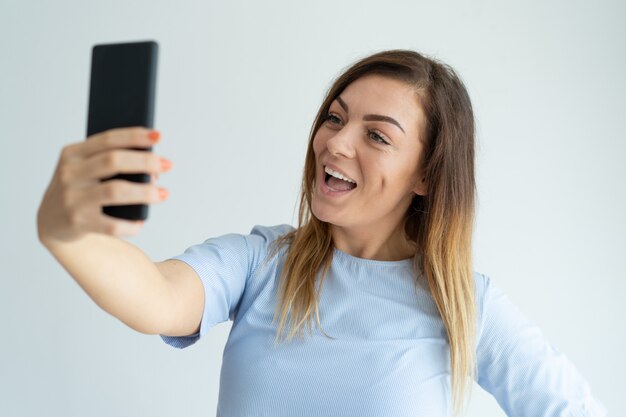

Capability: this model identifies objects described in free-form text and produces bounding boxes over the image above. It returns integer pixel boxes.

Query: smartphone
[86,40,158,221]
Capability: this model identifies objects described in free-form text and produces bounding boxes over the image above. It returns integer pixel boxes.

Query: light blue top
[160,224,606,417]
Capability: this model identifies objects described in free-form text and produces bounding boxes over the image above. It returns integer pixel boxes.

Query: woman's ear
[411,170,428,196]
[412,177,428,196]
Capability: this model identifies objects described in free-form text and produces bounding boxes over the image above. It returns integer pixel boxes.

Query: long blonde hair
[268,49,476,416]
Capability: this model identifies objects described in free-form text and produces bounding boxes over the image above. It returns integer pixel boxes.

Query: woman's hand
[37,127,172,245]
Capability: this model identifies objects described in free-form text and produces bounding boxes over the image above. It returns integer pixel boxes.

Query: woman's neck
[330,222,416,261]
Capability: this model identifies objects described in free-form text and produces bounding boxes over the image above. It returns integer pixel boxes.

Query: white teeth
[324,166,356,184]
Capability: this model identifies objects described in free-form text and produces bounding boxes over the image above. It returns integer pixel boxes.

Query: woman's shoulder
[249,223,295,238]
[246,224,295,246]
[471,271,531,348]
[240,224,296,257]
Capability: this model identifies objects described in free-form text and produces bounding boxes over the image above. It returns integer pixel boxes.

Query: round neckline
[332,246,416,267]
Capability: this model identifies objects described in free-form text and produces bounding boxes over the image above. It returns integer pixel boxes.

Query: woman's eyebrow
[336,96,405,135]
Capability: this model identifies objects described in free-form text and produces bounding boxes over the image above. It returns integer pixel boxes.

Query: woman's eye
[324,112,389,145]
[325,113,342,125]
[368,130,389,145]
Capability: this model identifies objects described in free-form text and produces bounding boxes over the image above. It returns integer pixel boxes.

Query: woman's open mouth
[321,165,357,195]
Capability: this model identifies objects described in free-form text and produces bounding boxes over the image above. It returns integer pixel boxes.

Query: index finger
[64,127,160,161]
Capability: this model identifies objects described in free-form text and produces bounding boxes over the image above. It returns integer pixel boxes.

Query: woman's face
[311,74,427,234]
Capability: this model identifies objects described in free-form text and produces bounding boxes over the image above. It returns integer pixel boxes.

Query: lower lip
[319,170,356,197]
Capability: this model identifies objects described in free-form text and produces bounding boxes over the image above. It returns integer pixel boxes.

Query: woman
[37,50,606,416]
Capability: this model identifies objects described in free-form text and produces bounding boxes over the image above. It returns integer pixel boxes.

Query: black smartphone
[86,40,158,221]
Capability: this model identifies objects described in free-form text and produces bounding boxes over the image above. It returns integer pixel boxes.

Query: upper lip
[323,162,357,184]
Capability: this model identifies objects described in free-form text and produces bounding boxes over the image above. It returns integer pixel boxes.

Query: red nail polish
[148,131,161,142]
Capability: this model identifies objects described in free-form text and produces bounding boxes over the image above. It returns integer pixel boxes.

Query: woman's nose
[326,127,356,158]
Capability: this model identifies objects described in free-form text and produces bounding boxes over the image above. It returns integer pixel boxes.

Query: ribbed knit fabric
[160,224,607,417]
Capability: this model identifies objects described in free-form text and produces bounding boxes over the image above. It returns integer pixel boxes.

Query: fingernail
[159,188,169,200]
[148,131,161,143]
[160,158,173,171]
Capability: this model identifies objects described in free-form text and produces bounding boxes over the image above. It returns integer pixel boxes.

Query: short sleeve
[474,273,607,417]
[159,224,292,349]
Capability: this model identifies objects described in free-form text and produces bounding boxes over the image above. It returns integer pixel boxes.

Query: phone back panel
[87,41,157,136]
[86,41,158,221]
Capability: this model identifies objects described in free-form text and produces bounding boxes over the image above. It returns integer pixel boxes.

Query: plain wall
[1,0,624,416]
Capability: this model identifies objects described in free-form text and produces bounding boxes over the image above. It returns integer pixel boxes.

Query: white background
[1,0,624,416]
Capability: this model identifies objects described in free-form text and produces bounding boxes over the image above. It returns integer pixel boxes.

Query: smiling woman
[154,50,607,417]
[38,47,607,417]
